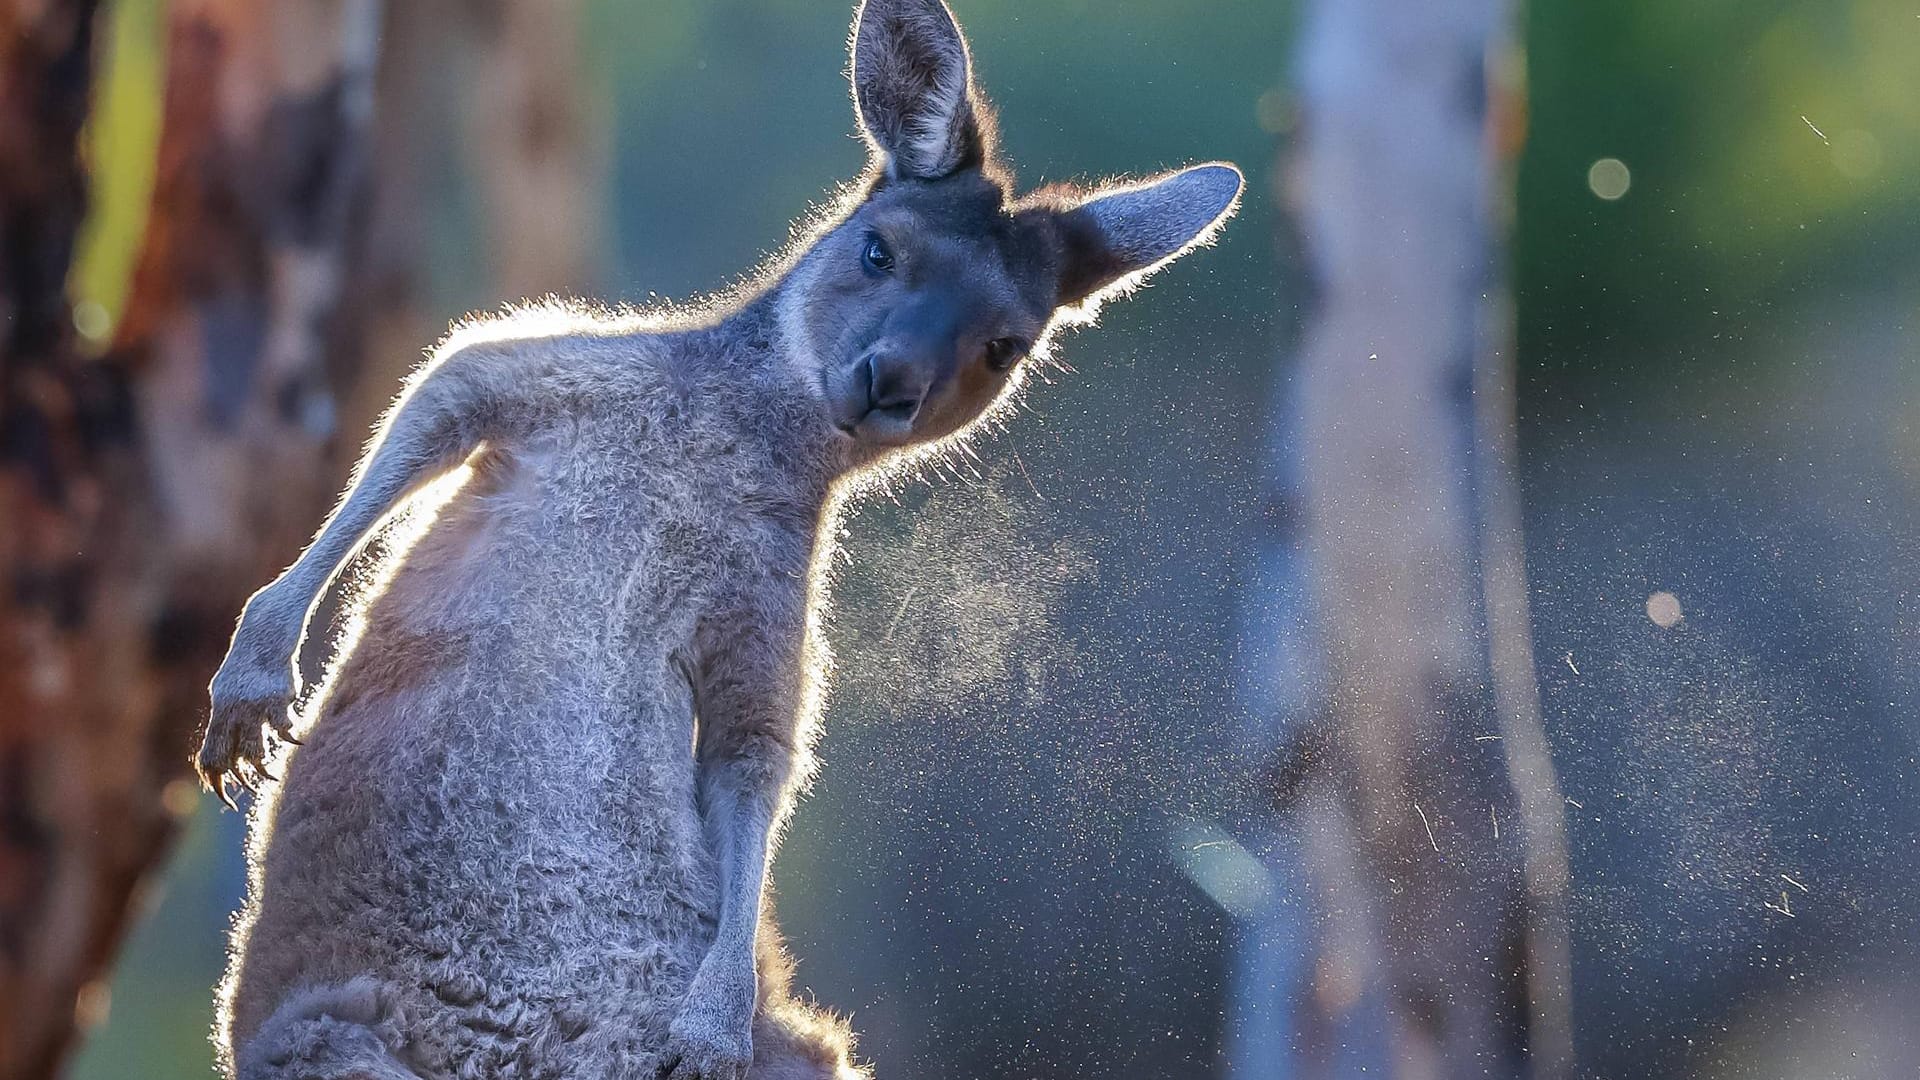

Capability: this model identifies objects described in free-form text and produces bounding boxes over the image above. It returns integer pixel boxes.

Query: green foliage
[1518,0,1920,370]
[70,0,163,349]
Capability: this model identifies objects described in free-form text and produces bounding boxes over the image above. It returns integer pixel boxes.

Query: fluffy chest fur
[221,348,834,1068]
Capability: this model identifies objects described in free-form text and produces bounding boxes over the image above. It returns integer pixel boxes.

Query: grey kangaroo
[197,1,1240,1077]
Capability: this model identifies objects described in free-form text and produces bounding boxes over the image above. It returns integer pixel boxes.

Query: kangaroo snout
[834,347,932,443]
[866,351,931,415]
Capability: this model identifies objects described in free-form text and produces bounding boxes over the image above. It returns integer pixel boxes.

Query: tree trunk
[0,3,115,1071]
[1233,0,1571,1077]
[0,1,383,1074]
[453,0,600,301]
[0,0,608,1068]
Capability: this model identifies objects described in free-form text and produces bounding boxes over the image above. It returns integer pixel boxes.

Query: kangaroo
[196,1,1240,1077]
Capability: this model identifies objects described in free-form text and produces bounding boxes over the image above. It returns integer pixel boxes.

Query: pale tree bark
[1473,45,1574,1076]
[335,0,602,449]
[1231,0,1571,1077]
[452,0,601,301]
[0,1,383,1074]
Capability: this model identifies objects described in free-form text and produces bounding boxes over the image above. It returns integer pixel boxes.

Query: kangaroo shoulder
[402,303,681,427]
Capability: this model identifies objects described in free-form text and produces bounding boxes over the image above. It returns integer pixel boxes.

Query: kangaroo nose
[866,352,928,414]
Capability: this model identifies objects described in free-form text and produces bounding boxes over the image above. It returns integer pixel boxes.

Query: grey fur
[1067,165,1248,289]
[852,0,983,179]
[198,2,1241,1078]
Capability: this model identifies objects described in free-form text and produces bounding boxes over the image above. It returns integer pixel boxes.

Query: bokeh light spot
[1588,157,1632,200]
[74,981,111,1031]
[72,299,109,342]
[1832,129,1883,179]
[1172,821,1273,919]
[161,779,199,819]
[1255,87,1292,134]
[1646,590,1683,628]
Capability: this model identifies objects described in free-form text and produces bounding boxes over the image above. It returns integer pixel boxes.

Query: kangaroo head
[777,0,1243,456]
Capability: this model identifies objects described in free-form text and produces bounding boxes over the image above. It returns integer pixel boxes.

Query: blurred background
[2,0,1916,1077]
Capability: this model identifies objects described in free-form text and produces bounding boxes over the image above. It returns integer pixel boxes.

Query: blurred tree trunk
[1232,0,1571,1077]
[0,1,112,1067]
[0,0,603,1070]
[454,0,600,301]
[0,0,383,1074]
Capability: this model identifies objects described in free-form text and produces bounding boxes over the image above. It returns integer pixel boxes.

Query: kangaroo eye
[983,337,1026,373]
[861,234,895,274]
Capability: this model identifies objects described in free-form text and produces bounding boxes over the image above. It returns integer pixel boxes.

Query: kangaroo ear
[850,0,986,180]
[1056,163,1245,307]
